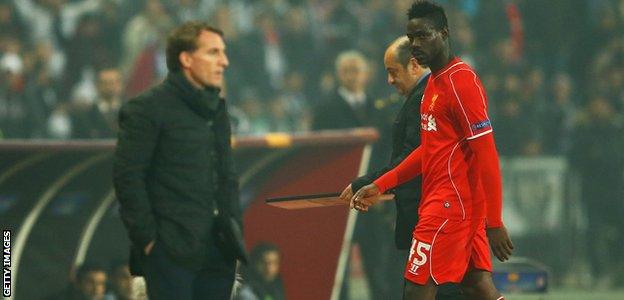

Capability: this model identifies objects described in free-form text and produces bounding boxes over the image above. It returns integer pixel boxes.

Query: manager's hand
[486,226,514,262]
[351,183,381,212]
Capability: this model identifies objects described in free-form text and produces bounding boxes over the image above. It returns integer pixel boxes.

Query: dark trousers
[144,242,235,300]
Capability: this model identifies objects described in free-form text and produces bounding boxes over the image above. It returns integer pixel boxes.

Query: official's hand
[144,240,155,255]
[351,184,381,212]
[339,184,353,204]
[486,226,514,262]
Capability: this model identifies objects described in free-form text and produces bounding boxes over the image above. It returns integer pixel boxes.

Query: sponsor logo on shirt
[470,119,491,131]
[421,114,437,132]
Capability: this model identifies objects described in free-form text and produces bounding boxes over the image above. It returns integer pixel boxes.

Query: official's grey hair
[334,50,369,74]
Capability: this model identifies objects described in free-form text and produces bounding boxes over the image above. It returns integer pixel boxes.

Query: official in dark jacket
[312,50,395,300]
[311,50,373,130]
[70,67,123,139]
[113,22,240,299]
[341,37,464,299]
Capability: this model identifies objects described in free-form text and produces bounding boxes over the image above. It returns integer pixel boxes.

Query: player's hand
[339,184,353,204]
[486,226,514,262]
[351,184,381,212]
[144,240,155,255]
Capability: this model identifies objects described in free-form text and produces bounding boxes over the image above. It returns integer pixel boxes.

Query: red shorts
[404,215,492,285]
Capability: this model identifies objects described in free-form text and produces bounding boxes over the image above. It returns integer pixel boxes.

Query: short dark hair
[166,21,223,72]
[407,1,448,30]
[250,242,280,264]
[75,262,106,282]
[108,260,128,275]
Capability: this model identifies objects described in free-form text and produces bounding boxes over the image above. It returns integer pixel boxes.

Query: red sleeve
[448,69,493,140]
[373,146,423,193]
[467,134,503,228]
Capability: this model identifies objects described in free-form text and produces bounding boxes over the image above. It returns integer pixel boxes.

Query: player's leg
[403,216,469,300]
[436,283,466,299]
[460,269,501,300]
[460,219,501,300]
[404,277,438,300]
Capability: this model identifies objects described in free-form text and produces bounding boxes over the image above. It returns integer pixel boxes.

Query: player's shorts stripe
[466,129,493,140]
[448,141,466,219]
[429,219,449,285]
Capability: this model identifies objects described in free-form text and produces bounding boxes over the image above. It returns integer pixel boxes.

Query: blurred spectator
[22,41,63,137]
[280,5,320,98]
[106,261,133,300]
[278,71,311,132]
[69,67,123,138]
[239,9,287,97]
[214,4,246,101]
[237,243,285,300]
[312,50,372,130]
[267,97,292,132]
[0,1,25,40]
[228,103,252,135]
[312,1,359,65]
[12,0,101,49]
[47,67,123,139]
[493,72,543,156]
[46,263,108,300]
[542,72,578,154]
[61,13,116,100]
[568,96,624,286]
[97,0,127,63]
[237,88,271,135]
[122,0,173,97]
[0,37,29,139]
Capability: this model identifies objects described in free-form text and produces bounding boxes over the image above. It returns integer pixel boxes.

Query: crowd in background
[44,244,284,300]
[1,0,622,156]
[2,0,624,292]
[45,261,136,300]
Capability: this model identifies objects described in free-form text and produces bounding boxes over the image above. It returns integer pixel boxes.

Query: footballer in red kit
[402,57,494,285]
[351,1,513,299]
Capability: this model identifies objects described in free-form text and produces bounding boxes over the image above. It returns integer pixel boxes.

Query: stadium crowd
[1,0,622,155]
[2,0,623,292]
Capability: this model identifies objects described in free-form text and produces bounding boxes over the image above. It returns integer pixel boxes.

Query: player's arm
[343,122,421,203]
[450,69,513,261]
[113,99,159,255]
[467,134,513,261]
[350,146,423,211]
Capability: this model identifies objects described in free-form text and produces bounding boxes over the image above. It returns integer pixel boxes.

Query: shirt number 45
[408,240,431,275]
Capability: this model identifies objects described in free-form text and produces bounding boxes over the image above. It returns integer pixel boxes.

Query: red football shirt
[418,57,492,221]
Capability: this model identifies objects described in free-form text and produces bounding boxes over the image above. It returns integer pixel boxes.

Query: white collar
[97,98,121,114]
[338,87,366,108]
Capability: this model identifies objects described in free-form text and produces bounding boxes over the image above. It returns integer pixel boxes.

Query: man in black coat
[113,21,241,299]
[341,37,464,299]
